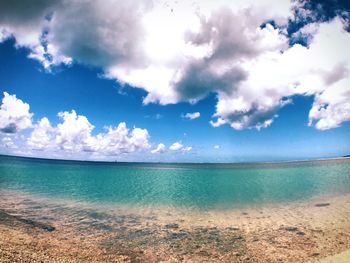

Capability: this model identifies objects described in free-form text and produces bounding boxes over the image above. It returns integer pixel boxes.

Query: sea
[1,155,349,210]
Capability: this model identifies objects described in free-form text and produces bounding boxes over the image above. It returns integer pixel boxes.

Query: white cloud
[151,143,166,154]
[55,110,95,151]
[211,18,350,130]
[308,78,350,130]
[27,117,55,150]
[0,0,147,69]
[169,141,193,152]
[183,112,200,120]
[1,1,350,130]
[0,1,290,103]
[169,142,183,151]
[214,145,220,149]
[0,92,206,160]
[25,107,151,157]
[2,136,16,149]
[93,123,150,155]
[0,92,33,133]
[210,118,226,128]
[129,126,151,151]
[27,113,151,156]
[182,146,192,152]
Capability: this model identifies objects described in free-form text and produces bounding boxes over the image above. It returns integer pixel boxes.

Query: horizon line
[1,153,349,166]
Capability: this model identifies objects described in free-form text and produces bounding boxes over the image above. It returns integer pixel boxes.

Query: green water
[0,155,349,209]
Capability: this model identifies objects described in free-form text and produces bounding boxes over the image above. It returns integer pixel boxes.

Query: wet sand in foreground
[0,190,349,262]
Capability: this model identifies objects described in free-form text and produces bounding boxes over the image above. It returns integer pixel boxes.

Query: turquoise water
[0,155,350,209]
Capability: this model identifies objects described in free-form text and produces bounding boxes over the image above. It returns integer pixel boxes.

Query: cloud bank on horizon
[0,0,350,160]
[0,92,192,159]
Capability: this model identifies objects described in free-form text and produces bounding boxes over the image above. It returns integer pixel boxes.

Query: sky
[0,0,349,162]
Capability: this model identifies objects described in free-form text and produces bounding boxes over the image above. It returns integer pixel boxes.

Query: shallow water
[0,155,350,209]
[1,156,350,262]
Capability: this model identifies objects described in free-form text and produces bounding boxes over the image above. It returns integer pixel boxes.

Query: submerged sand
[0,190,349,262]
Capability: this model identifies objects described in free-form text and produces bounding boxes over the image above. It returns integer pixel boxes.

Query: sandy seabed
[0,189,349,262]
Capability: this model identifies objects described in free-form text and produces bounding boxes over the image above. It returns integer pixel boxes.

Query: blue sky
[0,0,349,162]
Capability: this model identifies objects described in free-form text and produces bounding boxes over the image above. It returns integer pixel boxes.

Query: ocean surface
[0,155,350,210]
[1,155,350,262]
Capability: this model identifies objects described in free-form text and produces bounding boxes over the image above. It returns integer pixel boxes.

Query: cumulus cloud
[169,141,193,152]
[55,110,95,151]
[0,1,289,100]
[182,146,192,152]
[0,0,151,69]
[0,0,71,68]
[27,111,151,156]
[151,143,166,154]
[214,145,220,149]
[183,112,200,120]
[209,118,226,128]
[27,117,55,150]
[211,18,350,129]
[2,136,17,149]
[0,92,204,160]
[0,92,33,133]
[0,92,151,157]
[1,0,350,130]
[290,0,350,34]
[169,142,183,151]
[112,2,290,105]
[308,78,350,130]
[49,0,151,69]
[91,123,151,155]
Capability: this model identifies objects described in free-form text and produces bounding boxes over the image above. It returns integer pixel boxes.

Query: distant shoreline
[0,153,349,166]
